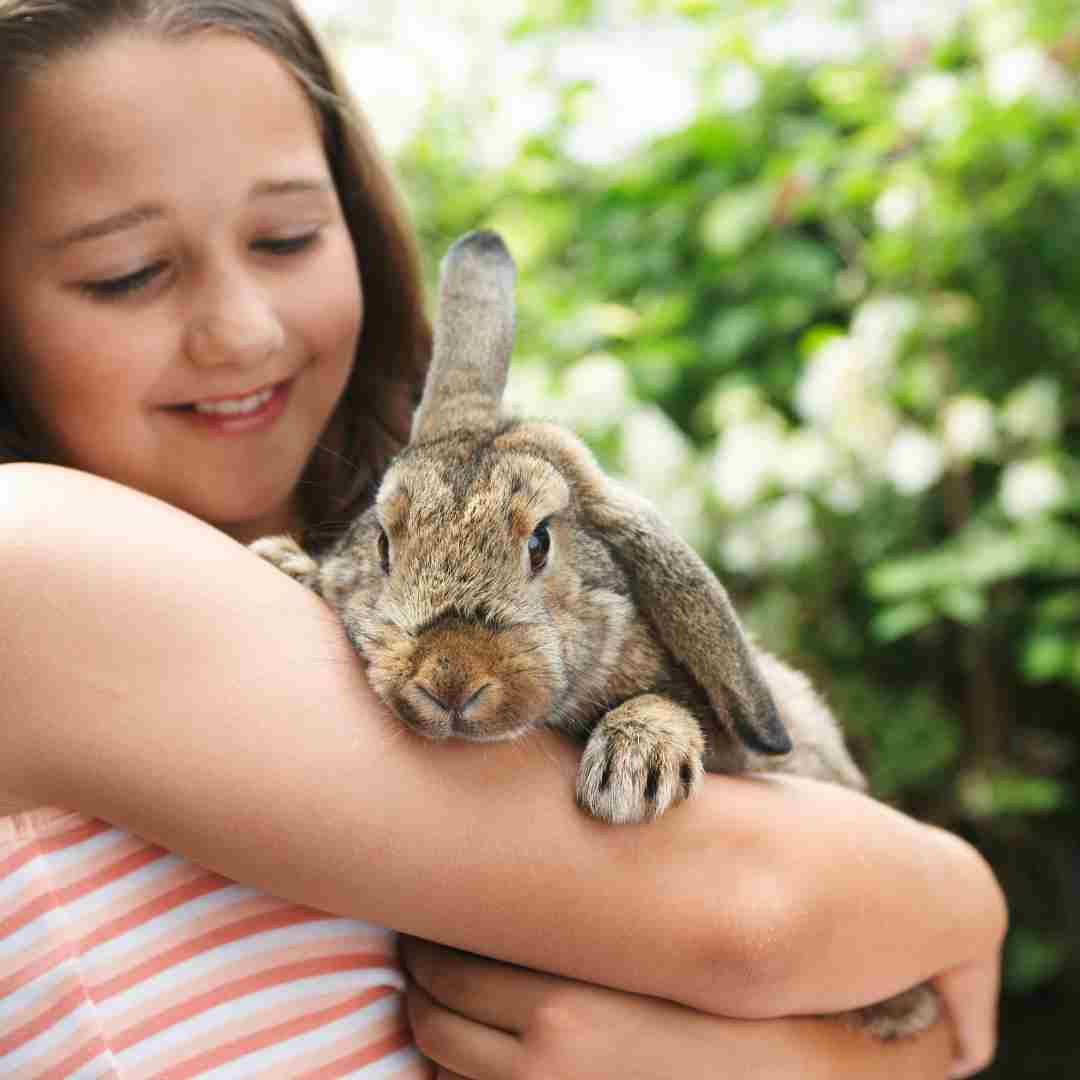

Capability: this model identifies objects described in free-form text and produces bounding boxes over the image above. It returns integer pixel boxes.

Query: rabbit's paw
[845,984,940,1040]
[577,695,705,824]
[250,535,320,589]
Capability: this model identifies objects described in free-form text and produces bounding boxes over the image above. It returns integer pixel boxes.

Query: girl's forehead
[10,31,327,234]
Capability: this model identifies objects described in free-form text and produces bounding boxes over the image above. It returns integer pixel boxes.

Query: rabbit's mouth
[361,613,563,743]
[407,680,496,740]
[392,674,541,743]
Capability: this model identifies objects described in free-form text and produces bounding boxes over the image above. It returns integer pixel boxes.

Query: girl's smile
[163,378,292,434]
[0,31,363,541]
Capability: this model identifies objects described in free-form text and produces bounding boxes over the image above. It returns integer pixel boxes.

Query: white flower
[479,52,557,168]
[1001,378,1062,444]
[823,472,866,514]
[885,426,946,495]
[559,353,635,435]
[838,398,901,467]
[715,63,762,112]
[999,459,1068,520]
[896,72,963,137]
[851,295,920,375]
[986,46,1072,108]
[652,481,710,552]
[620,407,692,494]
[974,6,1029,56]
[706,383,768,429]
[865,0,969,45]
[758,495,821,566]
[873,184,926,230]
[555,28,701,167]
[718,496,821,571]
[505,364,557,419]
[796,332,905,468]
[941,395,997,462]
[777,430,839,492]
[720,525,763,574]
[340,44,429,154]
[709,418,787,510]
[796,336,863,425]
[755,14,864,66]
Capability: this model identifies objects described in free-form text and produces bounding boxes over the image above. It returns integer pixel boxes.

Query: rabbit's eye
[378,529,391,574]
[528,521,551,574]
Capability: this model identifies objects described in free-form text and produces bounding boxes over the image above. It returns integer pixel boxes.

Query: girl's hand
[400,937,961,1080]
[935,953,1003,1079]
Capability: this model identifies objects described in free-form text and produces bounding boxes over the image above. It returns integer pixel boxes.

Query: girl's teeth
[194,387,275,416]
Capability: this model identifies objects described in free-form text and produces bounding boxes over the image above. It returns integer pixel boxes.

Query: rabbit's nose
[415,679,490,716]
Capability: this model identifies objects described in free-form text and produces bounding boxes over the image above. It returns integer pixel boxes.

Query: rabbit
[251,229,939,1040]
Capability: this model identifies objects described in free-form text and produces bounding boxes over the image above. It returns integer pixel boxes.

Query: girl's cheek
[309,240,363,360]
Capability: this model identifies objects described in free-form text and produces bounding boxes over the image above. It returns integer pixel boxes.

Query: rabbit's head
[320,428,593,741]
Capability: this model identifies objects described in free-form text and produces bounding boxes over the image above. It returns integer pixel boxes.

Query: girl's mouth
[167,379,291,434]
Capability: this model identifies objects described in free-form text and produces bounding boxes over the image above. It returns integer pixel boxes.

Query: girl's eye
[254,232,320,256]
[528,521,551,574]
[81,263,164,299]
[378,529,391,575]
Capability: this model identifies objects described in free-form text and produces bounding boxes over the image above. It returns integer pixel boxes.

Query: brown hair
[0,0,430,551]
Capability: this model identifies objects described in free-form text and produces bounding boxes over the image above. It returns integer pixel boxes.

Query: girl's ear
[411,231,517,445]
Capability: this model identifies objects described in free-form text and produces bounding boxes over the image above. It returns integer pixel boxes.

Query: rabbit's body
[253,230,938,1040]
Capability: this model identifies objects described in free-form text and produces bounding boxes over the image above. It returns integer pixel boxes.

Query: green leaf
[937,586,987,624]
[959,771,1072,819]
[1005,928,1067,994]
[701,184,773,258]
[1021,632,1073,682]
[872,601,937,642]
[706,307,768,364]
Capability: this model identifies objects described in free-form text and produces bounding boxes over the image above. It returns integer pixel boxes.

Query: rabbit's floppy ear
[507,421,792,756]
[592,484,791,755]
[411,230,517,445]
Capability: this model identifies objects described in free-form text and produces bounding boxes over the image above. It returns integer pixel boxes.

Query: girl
[0,1,1005,1077]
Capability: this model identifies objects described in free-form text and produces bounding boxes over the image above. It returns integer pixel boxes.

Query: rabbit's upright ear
[596,484,792,756]
[411,230,517,445]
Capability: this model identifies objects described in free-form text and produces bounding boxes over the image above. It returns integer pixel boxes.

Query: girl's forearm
[0,463,1004,1022]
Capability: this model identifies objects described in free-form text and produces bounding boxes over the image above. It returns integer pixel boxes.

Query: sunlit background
[301,2,1078,1075]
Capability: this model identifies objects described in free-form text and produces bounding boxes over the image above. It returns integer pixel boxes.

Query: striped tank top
[0,808,432,1079]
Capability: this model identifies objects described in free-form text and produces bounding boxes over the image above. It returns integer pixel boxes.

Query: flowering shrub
[315,1,1079,1072]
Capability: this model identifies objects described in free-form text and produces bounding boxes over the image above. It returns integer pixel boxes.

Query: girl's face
[0,31,363,541]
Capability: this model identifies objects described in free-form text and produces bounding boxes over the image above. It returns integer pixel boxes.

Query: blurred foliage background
[308,0,1079,1073]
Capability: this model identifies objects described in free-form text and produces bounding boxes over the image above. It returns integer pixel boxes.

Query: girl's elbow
[685,863,813,1018]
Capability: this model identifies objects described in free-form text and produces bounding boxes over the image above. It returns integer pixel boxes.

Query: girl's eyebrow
[249,177,334,200]
[46,205,163,251]
[45,179,335,251]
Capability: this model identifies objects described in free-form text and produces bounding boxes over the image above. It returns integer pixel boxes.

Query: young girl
[0,1,1005,1077]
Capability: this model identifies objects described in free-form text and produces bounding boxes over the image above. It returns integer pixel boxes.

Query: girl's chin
[212,504,301,545]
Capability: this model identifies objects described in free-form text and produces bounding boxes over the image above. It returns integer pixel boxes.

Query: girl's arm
[0,463,1005,1028]
[400,936,963,1080]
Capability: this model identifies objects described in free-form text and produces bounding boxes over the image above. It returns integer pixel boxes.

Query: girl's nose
[185,274,286,369]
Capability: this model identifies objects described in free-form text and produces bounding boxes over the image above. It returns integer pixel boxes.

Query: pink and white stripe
[0,809,430,1079]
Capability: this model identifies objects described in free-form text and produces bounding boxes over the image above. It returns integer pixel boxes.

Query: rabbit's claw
[577,695,705,824]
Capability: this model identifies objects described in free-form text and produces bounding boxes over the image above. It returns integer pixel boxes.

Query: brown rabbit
[252,230,938,1039]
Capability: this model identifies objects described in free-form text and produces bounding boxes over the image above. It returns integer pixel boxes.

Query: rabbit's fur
[252,230,938,1040]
